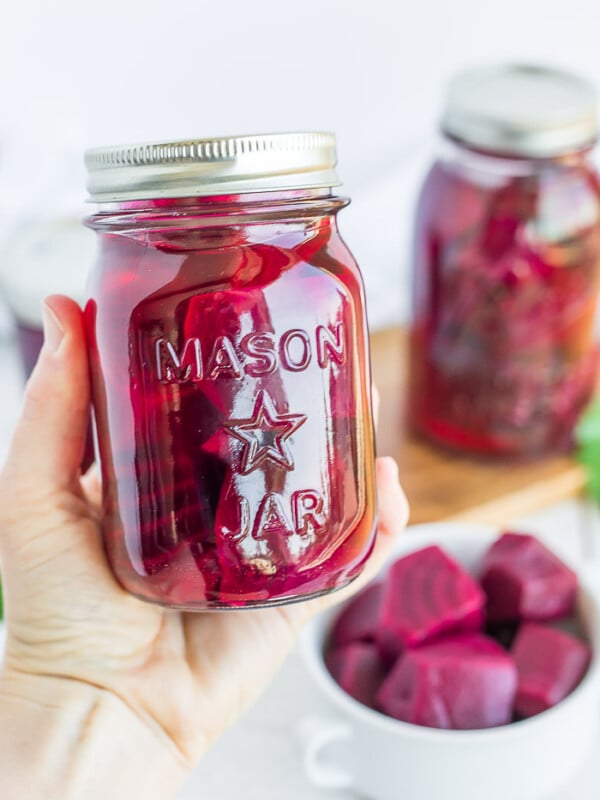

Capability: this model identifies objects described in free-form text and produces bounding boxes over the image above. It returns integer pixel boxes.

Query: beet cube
[376,545,485,659]
[325,642,387,708]
[481,532,577,623]
[330,582,383,648]
[512,623,591,718]
[375,633,517,730]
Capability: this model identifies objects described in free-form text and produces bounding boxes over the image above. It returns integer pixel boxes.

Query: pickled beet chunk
[330,582,383,648]
[376,545,485,659]
[375,633,517,730]
[481,532,578,623]
[512,623,591,718]
[326,643,387,709]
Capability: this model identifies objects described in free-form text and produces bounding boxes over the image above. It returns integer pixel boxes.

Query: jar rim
[84,189,349,233]
[84,131,341,202]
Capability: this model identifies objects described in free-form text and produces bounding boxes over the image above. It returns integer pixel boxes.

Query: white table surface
[1,333,600,800]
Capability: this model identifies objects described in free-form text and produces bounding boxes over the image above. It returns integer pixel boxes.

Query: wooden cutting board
[370,327,588,526]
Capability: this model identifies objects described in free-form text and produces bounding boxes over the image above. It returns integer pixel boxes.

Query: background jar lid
[85,131,340,202]
[441,64,598,158]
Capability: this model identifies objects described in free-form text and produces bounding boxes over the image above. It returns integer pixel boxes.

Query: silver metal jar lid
[441,64,598,158]
[84,131,340,202]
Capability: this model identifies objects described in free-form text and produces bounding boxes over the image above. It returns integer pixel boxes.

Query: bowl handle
[296,714,354,790]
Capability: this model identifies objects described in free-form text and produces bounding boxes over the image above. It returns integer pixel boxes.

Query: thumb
[2,295,90,494]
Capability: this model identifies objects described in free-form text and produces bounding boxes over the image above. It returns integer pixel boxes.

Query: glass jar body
[85,191,377,609]
[409,140,600,457]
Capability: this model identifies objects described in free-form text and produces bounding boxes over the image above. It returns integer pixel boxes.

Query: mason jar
[409,65,600,457]
[84,132,377,609]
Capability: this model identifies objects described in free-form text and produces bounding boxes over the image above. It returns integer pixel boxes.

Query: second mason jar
[410,65,600,457]
[84,132,377,609]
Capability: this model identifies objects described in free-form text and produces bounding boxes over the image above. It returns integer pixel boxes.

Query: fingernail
[380,456,400,480]
[42,301,65,353]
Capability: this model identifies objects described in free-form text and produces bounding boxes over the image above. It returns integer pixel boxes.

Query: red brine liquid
[410,145,600,456]
[85,191,377,608]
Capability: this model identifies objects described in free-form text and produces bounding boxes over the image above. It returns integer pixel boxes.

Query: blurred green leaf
[576,398,600,503]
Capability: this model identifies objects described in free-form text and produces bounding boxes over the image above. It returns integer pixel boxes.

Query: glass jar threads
[409,65,600,457]
[84,132,377,609]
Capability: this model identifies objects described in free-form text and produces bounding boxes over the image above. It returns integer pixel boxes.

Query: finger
[371,383,380,428]
[281,456,409,627]
[3,295,90,492]
[316,456,408,607]
[81,464,102,514]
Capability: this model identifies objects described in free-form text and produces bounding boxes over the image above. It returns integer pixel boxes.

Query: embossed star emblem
[223,390,306,474]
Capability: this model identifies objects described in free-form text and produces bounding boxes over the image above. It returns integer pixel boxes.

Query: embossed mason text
[154,323,346,383]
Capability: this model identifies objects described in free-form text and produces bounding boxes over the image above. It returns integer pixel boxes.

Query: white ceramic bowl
[299,523,600,800]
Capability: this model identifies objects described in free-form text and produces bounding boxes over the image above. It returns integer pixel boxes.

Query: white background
[2,0,600,327]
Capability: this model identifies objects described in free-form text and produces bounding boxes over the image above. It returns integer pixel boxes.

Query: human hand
[0,295,408,800]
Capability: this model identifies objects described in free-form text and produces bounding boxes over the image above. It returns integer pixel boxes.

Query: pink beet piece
[375,633,517,730]
[330,582,384,647]
[512,623,591,718]
[376,545,485,659]
[481,532,578,624]
[326,642,387,708]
